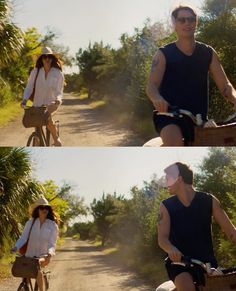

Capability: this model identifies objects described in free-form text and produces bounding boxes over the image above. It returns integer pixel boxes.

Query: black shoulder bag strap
[29,69,39,102]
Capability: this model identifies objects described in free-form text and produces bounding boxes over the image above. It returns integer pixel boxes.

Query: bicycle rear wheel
[26,132,40,147]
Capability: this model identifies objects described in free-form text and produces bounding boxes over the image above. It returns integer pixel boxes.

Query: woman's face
[38,205,50,218]
[42,54,53,67]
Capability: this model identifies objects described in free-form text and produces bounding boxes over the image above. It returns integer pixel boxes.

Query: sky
[13,0,204,57]
[29,147,209,206]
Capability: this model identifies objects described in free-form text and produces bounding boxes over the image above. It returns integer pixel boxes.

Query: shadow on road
[57,245,99,253]
[58,240,152,290]
[62,97,90,106]
[59,95,143,146]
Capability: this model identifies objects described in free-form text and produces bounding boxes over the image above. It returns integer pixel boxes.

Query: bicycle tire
[26,132,40,147]
[44,273,49,290]
[17,282,30,291]
[33,273,48,290]
[45,127,51,146]
[55,120,60,137]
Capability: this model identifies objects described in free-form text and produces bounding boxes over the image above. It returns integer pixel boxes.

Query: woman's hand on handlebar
[20,100,27,108]
[10,246,17,253]
[167,246,183,262]
[152,96,169,112]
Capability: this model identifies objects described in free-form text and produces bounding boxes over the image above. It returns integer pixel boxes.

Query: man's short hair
[175,162,193,185]
[171,5,197,19]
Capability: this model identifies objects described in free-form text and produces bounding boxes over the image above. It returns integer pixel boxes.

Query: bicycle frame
[36,126,51,146]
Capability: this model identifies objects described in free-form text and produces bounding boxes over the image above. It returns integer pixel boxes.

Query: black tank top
[159,42,213,120]
[162,191,217,266]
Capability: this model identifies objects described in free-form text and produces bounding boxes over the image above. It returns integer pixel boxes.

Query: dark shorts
[153,113,196,144]
[165,259,206,286]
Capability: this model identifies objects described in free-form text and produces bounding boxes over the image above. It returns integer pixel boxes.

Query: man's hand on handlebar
[152,96,169,112]
[167,246,183,262]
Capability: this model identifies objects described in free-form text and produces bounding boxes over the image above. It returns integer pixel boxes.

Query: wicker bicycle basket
[203,272,236,291]
[193,123,236,146]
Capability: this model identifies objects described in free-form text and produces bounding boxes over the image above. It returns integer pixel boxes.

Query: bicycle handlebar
[155,106,236,126]
[154,106,202,126]
[167,256,226,276]
[167,256,207,271]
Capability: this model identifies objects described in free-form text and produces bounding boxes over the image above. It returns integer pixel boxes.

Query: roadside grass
[0,254,15,279]
[132,118,157,141]
[0,101,22,127]
[57,236,65,246]
[79,93,89,100]
[72,234,81,240]
[90,100,106,109]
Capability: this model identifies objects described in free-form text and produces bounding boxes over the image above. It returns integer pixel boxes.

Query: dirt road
[0,94,142,147]
[0,239,153,291]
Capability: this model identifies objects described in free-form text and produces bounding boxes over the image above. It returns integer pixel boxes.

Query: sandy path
[0,94,142,147]
[0,238,153,291]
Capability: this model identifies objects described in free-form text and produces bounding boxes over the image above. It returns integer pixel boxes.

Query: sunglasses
[176,17,196,24]
[42,54,53,59]
[38,205,50,211]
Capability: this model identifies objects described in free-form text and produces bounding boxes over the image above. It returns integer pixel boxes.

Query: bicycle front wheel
[26,132,40,147]
[44,273,49,290]
[17,282,30,291]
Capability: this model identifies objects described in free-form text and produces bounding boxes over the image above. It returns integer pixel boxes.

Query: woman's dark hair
[171,5,197,19]
[35,54,63,71]
[32,205,59,224]
[176,162,193,185]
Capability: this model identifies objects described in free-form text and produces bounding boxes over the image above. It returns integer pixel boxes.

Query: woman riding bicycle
[157,162,236,291]
[21,46,64,146]
[146,4,236,146]
[11,196,59,291]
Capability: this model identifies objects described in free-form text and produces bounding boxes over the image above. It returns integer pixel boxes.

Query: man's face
[166,175,180,194]
[164,163,180,194]
[173,9,197,38]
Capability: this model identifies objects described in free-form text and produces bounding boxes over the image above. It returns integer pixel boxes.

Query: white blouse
[23,67,64,106]
[15,218,58,258]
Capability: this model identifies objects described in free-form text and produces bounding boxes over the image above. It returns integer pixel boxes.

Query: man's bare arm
[146,50,169,112]
[212,195,236,244]
[210,50,236,107]
[157,203,182,262]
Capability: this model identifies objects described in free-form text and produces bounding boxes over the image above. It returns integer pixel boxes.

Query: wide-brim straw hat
[40,46,54,56]
[30,195,51,213]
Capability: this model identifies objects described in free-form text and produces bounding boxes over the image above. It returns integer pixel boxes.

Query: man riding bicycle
[157,162,236,291]
[146,4,236,146]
